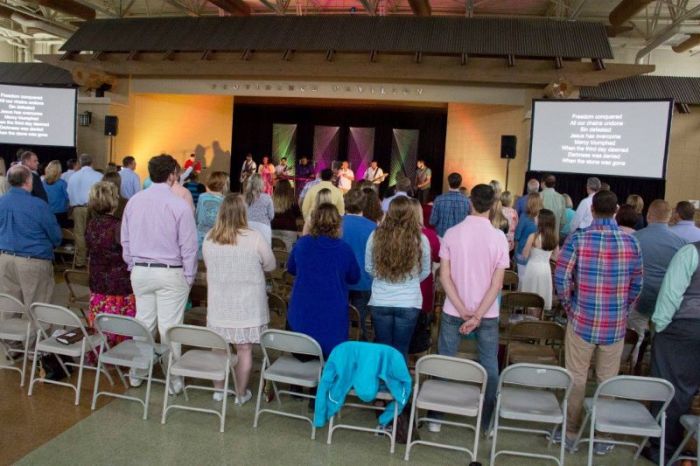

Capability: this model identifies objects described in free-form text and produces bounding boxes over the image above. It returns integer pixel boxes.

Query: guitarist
[239,153,257,188]
[364,160,386,188]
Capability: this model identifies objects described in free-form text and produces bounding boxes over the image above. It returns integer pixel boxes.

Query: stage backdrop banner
[272,123,297,175]
[348,127,375,180]
[313,125,340,171]
[390,129,419,187]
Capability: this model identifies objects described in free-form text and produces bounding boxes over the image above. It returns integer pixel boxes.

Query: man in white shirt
[239,153,257,187]
[67,153,103,267]
[381,177,411,212]
[570,176,601,232]
[118,156,141,199]
[363,160,385,186]
[337,161,354,193]
[275,157,290,179]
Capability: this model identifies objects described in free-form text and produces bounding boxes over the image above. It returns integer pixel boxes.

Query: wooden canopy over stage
[39,16,654,88]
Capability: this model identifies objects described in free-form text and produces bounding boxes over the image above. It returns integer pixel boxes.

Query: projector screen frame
[527,98,674,180]
[0,82,78,148]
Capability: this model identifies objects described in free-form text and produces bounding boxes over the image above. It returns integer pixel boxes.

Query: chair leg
[253,370,265,428]
[560,400,567,466]
[667,430,693,466]
[404,396,418,461]
[389,402,398,454]
[574,409,591,450]
[490,397,501,466]
[220,369,230,433]
[587,412,595,466]
[327,415,334,445]
[161,354,173,425]
[27,335,41,396]
[659,412,665,466]
[91,356,102,410]
[20,327,31,387]
[75,346,86,405]
[143,362,154,421]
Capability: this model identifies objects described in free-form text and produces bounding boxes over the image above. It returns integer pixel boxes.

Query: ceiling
[1,0,700,57]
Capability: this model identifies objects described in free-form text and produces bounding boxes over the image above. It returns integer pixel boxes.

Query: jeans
[438,313,500,430]
[349,290,372,341]
[370,306,420,358]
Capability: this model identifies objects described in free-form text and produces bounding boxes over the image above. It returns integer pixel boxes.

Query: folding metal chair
[267,292,287,330]
[405,355,487,462]
[63,269,90,322]
[503,270,519,292]
[667,414,699,466]
[271,237,287,252]
[161,325,238,433]
[505,320,565,367]
[27,303,113,405]
[573,375,675,466]
[490,363,573,466]
[253,329,323,439]
[501,292,546,326]
[54,228,77,270]
[0,294,34,386]
[91,315,169,420]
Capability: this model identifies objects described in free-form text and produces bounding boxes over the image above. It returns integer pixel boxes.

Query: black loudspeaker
[104,115,118,136]
[500,135,517,159]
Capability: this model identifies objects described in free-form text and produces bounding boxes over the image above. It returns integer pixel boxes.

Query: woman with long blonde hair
[203,193,276,404]
[42,159,70,227]
[365,196,431,357]
[271,179,301,250]
[287,203,360,357]
[244,173,274,244]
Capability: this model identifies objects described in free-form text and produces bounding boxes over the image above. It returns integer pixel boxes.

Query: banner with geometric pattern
[389,128,419,187]
[348,127,375,180]
[313,125,340,171]
[272,123,297,175]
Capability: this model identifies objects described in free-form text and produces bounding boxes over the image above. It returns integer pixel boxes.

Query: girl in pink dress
[257,156,275,195]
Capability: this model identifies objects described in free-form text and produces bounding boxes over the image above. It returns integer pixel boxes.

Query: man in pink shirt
[435,183,509,432]
[121,154,198,395]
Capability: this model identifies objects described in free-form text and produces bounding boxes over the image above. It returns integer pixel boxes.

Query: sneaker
[168,379,183,396]
[427,422,441,433]
[128,369,143,388]
[594,441,615,456]
[235,390,253,406]
[547,428,577,452]
[212,391,230,402]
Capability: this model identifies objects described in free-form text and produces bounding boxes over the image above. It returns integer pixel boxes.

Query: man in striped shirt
[554,189,643,453]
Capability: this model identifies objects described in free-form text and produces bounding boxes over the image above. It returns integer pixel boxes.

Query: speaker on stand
[104,115,118,164]
[500,135,517,191]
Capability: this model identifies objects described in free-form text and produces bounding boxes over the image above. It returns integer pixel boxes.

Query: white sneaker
[128,369,143,388]
[235,390,253,406]
[427,422,442,433]
[168,379,183,396]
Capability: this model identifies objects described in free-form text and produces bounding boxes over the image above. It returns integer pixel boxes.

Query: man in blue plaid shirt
[429,172,470,237]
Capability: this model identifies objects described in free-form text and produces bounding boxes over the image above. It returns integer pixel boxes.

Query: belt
[135,262,183,269]
[0,250,48,261]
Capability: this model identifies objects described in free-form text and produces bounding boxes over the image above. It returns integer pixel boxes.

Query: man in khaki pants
[554,190,643,455]
[0,165,62,305]
[67,154,103,267]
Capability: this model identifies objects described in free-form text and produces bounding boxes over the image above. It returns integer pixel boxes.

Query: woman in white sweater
[203,193,276,404]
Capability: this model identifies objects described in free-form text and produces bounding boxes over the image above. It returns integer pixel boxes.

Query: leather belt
[135,262,183,269]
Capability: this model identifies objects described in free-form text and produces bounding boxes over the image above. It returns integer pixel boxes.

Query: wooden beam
[38,52,655,88]
[127,50,139,61]
[162,50,175,61]
[407,0,430,16]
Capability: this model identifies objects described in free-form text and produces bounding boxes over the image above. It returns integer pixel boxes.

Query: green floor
[17,378,656,466]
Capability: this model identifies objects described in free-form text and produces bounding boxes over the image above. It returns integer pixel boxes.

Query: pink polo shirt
[440,215,510,319]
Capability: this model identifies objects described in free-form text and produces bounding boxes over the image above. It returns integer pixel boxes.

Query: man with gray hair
[67,153,103,267]
[515,178,540,218]
[0,165,61,305]
[570,176,602,231]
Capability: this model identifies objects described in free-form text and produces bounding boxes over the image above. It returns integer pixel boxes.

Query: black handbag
[39,354,72,381]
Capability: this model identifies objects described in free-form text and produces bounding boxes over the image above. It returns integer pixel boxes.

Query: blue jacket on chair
[313,341,413,427]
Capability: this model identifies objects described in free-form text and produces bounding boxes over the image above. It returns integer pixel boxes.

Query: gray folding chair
[253,329,323,439]
[0,294,33,386]
[404,355,487,462]
[490,363,573,466]
[91,314,169,420]
[667,414,699,466]
[161,325,238,433]
[27,303,113,405]
[574,375,675,466]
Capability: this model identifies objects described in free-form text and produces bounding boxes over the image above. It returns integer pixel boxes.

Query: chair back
[273,249,289,270]
[94,314,154,344]
[271,237,287,251]
[501,292,546,321]
[64,269,89,302]
[595,375,675,404]
[503,270,519,291]
[260,329,323,363]
[166,325,229,351]
[62,228,76,241]
[415,355,487,386]
[348,304,361,340]
[267,292,287,316]
[500,363,572,394]
[0,293,26,318]
[29,303,83,328]
[508,321,565,341]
